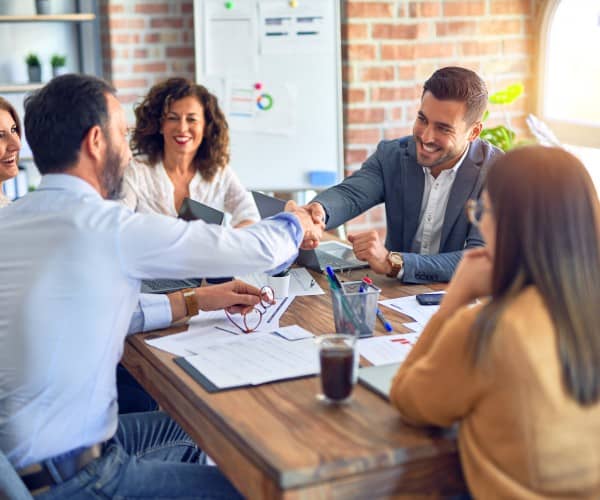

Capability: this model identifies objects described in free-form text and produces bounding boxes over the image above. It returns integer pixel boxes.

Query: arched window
[536,0,600,188]
[537,0,600,148]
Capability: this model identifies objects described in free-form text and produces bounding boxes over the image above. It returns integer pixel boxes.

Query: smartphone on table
[415,292,445,306]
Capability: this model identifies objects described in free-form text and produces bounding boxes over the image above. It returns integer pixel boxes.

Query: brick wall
[341,0,538,236]
[100,0,538,236]
[99,0,195,119]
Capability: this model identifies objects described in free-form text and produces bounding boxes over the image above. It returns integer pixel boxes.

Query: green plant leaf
[488,83,524,105]
[482,109,490,122]
[480,125,516,151]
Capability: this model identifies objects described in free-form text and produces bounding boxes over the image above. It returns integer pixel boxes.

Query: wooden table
[123,269,466,499]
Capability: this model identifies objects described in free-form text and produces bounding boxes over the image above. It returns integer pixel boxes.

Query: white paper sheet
[183,333,318,388]
[145,298,293,356]
[357,332,422,366]
[238,268,324,296]
[379,295,440,327]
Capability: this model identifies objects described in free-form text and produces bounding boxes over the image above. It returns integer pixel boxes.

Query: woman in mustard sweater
[390,145,600,499]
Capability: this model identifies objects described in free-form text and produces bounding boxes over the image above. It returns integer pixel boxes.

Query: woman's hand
[439,247,493,316]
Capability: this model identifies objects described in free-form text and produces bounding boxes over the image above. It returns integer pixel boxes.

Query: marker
[325,266,342,290]
[376,308,393,333]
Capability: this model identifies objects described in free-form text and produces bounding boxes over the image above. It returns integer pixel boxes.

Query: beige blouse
[390,286,600,499]
[120,159,260,226]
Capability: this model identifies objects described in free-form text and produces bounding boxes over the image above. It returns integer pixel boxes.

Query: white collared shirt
[412,146,469,255]
[121,159,260,227]
[0,174,301,468]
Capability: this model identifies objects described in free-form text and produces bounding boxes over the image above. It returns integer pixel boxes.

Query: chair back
[0,449,33,500]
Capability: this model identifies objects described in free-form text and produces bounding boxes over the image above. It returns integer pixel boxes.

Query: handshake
[284,201,328,250]
[285,201,392,275]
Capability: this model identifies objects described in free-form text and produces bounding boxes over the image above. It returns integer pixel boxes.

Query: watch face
[389,253,403,265]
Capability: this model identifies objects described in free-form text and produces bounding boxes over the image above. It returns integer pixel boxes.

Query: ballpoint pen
[376,308,393,333]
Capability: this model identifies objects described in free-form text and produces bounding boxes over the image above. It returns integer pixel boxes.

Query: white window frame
[536,0,600,148]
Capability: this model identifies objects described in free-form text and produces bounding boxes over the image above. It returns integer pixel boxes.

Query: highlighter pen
[325,266,343,290]
[376,308,393,333]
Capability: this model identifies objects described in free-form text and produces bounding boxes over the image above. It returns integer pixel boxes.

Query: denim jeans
[36,411,243,499]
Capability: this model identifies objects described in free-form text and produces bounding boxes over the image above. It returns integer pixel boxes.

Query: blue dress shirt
[0,174,302,468]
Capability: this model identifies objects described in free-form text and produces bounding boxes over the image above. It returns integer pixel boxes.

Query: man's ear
[82,124,104,162]
[469,121,483,141]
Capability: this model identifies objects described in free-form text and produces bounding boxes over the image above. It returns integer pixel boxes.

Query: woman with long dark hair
[390,145,600,498]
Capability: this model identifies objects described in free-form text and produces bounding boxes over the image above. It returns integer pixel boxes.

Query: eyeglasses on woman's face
[466,198,490,228]
[225,286,275,334]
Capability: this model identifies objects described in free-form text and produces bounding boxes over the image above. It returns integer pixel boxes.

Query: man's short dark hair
[24,74,116,175]
[422,66,488,124]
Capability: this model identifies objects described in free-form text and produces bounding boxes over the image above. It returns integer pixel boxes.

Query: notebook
[251,191,369,273]
[141,199,225,294]
[357,362,401,401]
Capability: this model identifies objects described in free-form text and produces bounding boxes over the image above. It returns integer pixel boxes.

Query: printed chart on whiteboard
[194,0,342,191]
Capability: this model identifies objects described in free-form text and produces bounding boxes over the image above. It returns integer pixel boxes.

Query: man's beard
[101,141,126,201]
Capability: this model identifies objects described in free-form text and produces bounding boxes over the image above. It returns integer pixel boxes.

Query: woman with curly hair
[122,77,259,227]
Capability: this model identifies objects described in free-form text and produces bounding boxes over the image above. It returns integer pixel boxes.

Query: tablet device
[178,197,224,225]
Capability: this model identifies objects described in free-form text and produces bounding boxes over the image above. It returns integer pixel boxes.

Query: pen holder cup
[331,281,380,338]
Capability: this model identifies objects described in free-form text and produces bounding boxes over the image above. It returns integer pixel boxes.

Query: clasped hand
[284,200,325,250]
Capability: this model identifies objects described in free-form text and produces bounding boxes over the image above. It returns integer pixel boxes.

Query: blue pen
[376,308,393,333]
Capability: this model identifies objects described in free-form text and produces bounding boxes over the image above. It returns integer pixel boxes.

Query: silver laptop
[251,191,369,273]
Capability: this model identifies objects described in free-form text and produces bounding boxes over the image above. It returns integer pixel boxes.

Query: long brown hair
[474,145,600,405]
[130,77,229,182]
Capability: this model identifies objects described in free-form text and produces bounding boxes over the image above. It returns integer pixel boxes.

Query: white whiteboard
[194,0,342,191]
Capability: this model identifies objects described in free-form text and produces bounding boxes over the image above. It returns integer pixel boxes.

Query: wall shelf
[0,14,95,23]
[0,83,44,93]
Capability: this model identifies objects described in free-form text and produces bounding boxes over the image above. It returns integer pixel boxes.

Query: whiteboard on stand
[194,0,343,191]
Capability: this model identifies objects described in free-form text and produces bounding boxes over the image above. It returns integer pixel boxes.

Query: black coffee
[320,347,354,401]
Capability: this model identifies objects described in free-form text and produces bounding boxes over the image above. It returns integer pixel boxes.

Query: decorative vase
[35,0,51,15]
[27,65,42,83]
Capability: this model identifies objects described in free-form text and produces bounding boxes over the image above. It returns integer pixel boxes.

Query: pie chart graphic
[256,93,273,111]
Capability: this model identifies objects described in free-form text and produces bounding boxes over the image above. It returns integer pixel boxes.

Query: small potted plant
[50,54,67,78]
[25,53,41,83]
[35,0,51,15]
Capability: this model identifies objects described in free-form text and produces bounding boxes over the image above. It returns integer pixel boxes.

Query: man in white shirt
[304,67,503,283]
[0,74,322,498]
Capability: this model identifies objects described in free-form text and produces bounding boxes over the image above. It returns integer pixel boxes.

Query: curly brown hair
[0,96,22,139]
[130,77,229,182]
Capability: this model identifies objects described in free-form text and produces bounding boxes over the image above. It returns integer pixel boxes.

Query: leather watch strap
[181,288,200,318]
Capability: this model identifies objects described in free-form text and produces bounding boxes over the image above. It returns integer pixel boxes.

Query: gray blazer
[313,137,502,283]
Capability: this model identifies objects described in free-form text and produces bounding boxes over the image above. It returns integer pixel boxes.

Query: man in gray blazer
[306,67,503,283]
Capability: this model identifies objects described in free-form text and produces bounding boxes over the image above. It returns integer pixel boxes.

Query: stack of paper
[378,295,440,327]
[180,332,319,390]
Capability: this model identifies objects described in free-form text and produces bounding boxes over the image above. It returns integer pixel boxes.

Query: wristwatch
[174,288,200,326]
[386,252,404,278]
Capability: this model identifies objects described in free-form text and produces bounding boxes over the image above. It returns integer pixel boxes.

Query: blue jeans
[36,411,243,499]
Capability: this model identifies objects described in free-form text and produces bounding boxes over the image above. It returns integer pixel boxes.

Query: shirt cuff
[266,212,303,275]
[136,293,172,333]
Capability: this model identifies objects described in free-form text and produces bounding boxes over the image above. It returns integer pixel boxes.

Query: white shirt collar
[38,173,102,199]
